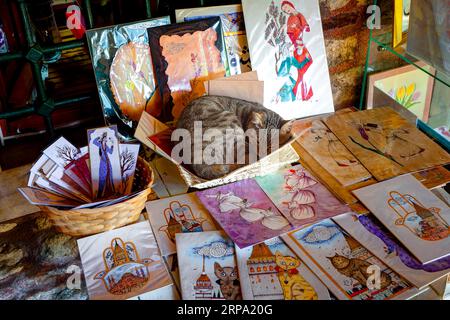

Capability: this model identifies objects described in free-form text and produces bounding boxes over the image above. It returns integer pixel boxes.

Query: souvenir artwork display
[119,144,140,194]
[255,164,349,228]
[282,219,418,300]
[367,62,436,122]
[393,0,411,47]
[176,231,242,300]
[196,179,292,249]
[77,221,173,300]
[241,0,334,120]
[148,17,228,122]
[146,193,217,256]
[353,175,450,264]
[175,4,251,74]
[87,126,122,199]
[292,119,372,187]
[334,213,450,290]
[86,17,171,140]
[324,107,450,181]
[235,237,330,300]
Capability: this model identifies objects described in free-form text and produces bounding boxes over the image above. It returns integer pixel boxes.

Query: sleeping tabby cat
[176,96,294,180]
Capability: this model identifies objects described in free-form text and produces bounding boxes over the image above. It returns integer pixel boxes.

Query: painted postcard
[255,164,349,228]
[77,221,173,300]
[43,137,80,168]
[196,179,293,249]
[324,107,450,181]
[87,126,122,199]
[333,212,450,290]
[282,219,418,300]
[146,193,217,257]
[236,237,330,300]
[176,231,242,300]
[175,4,251,74]
[241,0,334,120]
[353,174,450,264]
[119,144,140,194]
[18,187,81,208]
[293,119,372,187]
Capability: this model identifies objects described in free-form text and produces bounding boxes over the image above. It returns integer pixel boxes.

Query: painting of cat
[214,262,242,300]
[274,251,318,300]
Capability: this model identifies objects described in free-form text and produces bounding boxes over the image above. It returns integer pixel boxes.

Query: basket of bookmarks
[40,157,154,237]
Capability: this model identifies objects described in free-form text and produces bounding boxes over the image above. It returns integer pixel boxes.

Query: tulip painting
[388,83,422,109]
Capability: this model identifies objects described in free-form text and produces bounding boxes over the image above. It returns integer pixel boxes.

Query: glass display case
[361,0,450,151]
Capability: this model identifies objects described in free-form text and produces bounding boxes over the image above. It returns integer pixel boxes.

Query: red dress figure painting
[280,1,313,102]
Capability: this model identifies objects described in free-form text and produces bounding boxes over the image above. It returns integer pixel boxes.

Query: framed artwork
[324,107,450,181]
[196,179,293,249]
[77,221,173,300]
[87,126,122,199]
[353,174,450,264]
[175,4,251,75]
[367,62,436,122]
[176,231,242,300]
[148,17,229,123]
[282,219,419,300]
[241,0,334,120]
[255,164,349,228]
[333,212,450,290]
[145,193,217,257]
[292,119,372,187]
[407,0,450,76]
[86,17,171,140]
[393,0,411,47]
[235,237,330,300]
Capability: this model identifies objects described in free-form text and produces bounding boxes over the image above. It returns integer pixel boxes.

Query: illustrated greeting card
[43,137,80,168]
[87,126,122,199]
[353,174,450,264]
[77,221,173,300]
[119,144,140,194]
[146,193,217,257]
[175,4,251,74]
[292,119,372,187]
[242,0,334,120]
[282,219,418,300]
[86,17,171,140]
[333,213,450,290]
[196,179,293,249]
[255,164,349,228]
[176,231,242,300]
[235,237,330,300]
[324,107,450,181]
[148,17,228,122]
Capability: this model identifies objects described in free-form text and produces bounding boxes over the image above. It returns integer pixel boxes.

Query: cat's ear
[247,111,267,130]
[214,262,221,270]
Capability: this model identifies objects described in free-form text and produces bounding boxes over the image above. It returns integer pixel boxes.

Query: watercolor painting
[176,231,241,300]
[353,174,450,264]
[367,62,436,122]
[77,221,173,300]
[236,237,330,300]
[87,126,122,199]
[334,213,450,290]
[282,219,417,300]
[242,0,333,120]
[43,137,80,168]
[196,179,293,249]
[175,4,251,74]
[148,18,228,123]
[146,193,217,256]
[86,17,170,140]
[255,164,349,228]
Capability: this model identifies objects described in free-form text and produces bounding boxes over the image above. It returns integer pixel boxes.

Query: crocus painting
[242,0,334,120]
[353,174,450,264]
[282,219,418,300]
[333,213,450,290]
[196,179,292,249]
[77,221,173,300]
[235,237,330,300]
[255,164,349,228]
[88,126,122,199]
[176,231,241,300]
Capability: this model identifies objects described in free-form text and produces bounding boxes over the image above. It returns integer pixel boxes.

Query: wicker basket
[39,156,154,237]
